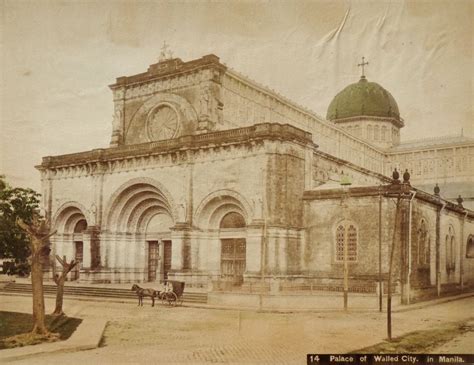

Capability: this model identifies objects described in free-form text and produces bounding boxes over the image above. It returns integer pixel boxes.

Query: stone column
[279,231,288,274]
[127,235,136,282]
[266,230,276,274]
[158,239,165,281]
[304,147,313,191]
[170,231,184,271]
[190,233,200,271]
[81,234,91,269]
[246,223,264,275]
[170,224,192,271]
[205,232,220,274]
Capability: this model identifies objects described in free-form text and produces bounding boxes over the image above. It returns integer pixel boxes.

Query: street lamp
[340,173,352,311]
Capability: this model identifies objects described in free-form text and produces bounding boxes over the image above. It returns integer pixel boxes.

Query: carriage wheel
[161,292,170,306]
[168,292,178,306]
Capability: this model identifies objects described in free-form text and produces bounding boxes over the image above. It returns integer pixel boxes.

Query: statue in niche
[252,197,263,219]
[178,203,186,222]
[112,107,122,132]
[199,85,211,118]
[89,203,97,225]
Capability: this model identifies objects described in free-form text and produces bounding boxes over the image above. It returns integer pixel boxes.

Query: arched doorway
[72,219,87,280]
[143,213,173,281]
[104,180,176,282]
[219,212,246,286]
[53,204,89,281]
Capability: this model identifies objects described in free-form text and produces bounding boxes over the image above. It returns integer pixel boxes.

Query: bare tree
[17,214,57,335]
[52,255,78,316]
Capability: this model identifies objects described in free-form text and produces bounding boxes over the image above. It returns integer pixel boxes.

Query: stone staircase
[0,282,208,304]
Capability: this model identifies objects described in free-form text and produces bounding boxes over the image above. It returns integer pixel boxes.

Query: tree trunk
[30,257,49,335]
[16,216,57,337]
[52,276,66,316]
[52,255,77,316]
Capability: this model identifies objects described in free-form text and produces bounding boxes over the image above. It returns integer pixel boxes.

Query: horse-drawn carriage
[159,280,185,306]
[131,280,185,307]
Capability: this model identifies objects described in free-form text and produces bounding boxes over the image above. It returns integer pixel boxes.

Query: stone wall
[39,123,315,284]
[302,185,474,297]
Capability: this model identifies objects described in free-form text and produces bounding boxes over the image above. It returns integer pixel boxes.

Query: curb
[0,317,108,363]
[392,292,474,313]
[1,290,473,314]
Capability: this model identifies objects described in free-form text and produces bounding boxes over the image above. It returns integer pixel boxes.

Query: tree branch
[55,255,66,267]
[41,230,57,241]
[65,260,78,274]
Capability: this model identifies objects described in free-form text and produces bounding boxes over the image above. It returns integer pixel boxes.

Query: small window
[382,126,387,141]
[220,212,246,229]
[417,219,430,265]
[466,236,474,258]
[336,223,358,262]
[446,226,456,272]
[74,219,87,233]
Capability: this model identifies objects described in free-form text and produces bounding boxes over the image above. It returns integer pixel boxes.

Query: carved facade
[38,54,474,305]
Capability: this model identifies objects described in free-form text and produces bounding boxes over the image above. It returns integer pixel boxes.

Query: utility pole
[387,195,401,341]
[378,186,383,312]
[340,173,352,311]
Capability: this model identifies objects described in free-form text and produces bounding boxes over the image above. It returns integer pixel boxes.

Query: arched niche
[103,178,177,233]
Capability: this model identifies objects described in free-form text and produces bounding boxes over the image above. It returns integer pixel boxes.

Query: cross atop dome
[357,56,369,79]
[159,41,173,62]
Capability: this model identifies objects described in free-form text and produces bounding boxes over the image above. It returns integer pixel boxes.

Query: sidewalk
[2,284,473,314]
[0,315,107,363]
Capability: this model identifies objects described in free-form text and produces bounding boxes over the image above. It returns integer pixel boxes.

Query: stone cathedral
[38,53,474,307]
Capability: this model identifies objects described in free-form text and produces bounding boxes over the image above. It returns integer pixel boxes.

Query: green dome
[327,77,400,121]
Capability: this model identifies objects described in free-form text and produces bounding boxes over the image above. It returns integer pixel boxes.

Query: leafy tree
[0,176,41,273]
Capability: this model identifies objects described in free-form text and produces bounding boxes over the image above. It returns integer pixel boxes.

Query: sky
[1,0,473,191]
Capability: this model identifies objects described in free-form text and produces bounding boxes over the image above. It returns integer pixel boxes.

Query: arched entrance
[104,180,176,282]
[143,213,173,281]
[72,219,87,280]
[52,204,89,281]
[219,212,247,286]
[195,190,252,288]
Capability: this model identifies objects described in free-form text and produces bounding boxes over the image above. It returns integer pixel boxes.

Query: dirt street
[1,295,473,364]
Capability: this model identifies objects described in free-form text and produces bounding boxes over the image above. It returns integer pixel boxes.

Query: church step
[1,283,208,303]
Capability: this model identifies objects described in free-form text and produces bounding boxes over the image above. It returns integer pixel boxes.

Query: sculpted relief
[198,83,223,131]
[123,92,198,145]
[147,104,180,141]
[112,107,123,132]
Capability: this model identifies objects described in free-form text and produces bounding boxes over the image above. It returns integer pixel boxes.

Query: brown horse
[131,284,159,307]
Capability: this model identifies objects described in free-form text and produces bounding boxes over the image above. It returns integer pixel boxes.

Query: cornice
[109,54,226,90]
[303,183,474,219]
[37,123,316,171]
[332,115,404,128]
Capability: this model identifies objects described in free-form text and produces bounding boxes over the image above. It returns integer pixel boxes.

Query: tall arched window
[336,223,358,262]
[367,125,373,140]
[381,126,387,141]
[445,225,456,273]
[374,125,380,141]
[417,219,429,265]
[466,235,474,258]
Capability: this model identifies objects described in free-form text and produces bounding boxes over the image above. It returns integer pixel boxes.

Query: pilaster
[246,222,264,274]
